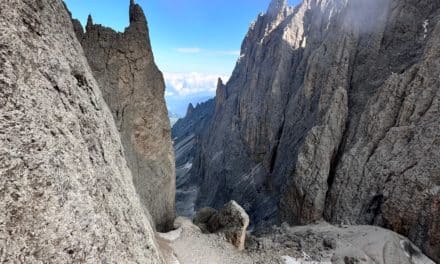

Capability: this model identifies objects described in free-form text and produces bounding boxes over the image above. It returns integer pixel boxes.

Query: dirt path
[158,218,253,264]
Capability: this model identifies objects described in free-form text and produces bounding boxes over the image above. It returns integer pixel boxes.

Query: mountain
[172,98,216,217]
[169,112,181,127]
[166,94,214,117]
[173,0,440,261]
[0,0,167,261]
[73,0,175,231]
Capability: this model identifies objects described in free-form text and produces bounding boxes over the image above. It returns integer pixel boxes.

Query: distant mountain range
[166,94,213,117]
[168,112,181,127]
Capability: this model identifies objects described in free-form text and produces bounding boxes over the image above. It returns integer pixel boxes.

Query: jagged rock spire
[267,0,287,17]
[216,77,226,97]
[87,14,93,26]
[215,78,227,112]
[86,14,93,31]
[186,103,195,117]
[129,0,146,23]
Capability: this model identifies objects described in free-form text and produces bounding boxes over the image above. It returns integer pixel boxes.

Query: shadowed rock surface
[73,1,175,231]
[174,0,440,260]
[172,99,215,217]
[193,207,219,233]
[0,0,165,262]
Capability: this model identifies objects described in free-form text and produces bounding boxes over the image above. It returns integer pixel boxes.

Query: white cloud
[164,72,229,96]
[176,47,202,53]
[165,91,175,97]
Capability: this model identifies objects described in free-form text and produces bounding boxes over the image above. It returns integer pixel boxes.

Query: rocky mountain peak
[129,0,146,23]
[215,78,227,112]
[174,0,440,261]
[75,0,175,231]
[267,0,287,17]
[186,103,195,117]
[86,14,93,30]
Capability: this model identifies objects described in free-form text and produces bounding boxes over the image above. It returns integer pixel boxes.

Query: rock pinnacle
[267,0,287,17]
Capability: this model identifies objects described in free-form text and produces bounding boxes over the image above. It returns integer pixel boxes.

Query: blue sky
[65,0,300,115]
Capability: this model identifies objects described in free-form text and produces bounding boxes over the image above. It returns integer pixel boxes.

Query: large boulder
[194,201,250,250]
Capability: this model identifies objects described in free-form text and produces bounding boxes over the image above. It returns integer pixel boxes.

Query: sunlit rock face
[74,1,175,231]
[176,0,440,260]
[0,0,165,262]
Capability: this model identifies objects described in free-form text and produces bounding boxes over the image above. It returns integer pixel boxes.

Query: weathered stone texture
[0,0,165,262]
[175,0,440,260]
[75,1,175,231]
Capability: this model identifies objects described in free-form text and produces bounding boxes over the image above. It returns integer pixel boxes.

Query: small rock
[343,256,360,264]
[323,237,337,249]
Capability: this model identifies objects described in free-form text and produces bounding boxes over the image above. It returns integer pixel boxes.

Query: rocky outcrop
[215,78,227,112]
[172,99,215,217]
[177,0,440,260]
[193,201,250,250]
[73,0,175,231]
[173,100,215,142]
[0,0,164,262]
[186,103,195,117]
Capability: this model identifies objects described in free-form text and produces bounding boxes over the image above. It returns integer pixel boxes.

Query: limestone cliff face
[179,0,440,260]
[74,1,175,231]
[0,0,164,262]
[172,99,215,217]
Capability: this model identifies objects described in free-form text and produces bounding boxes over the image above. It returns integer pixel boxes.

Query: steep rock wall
[172,98,215,217]
[180,0,439,260]
[73,0,175,231]
[0,0,165,262]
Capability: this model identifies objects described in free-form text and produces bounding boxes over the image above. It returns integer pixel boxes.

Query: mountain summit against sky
[267,0,288,17]
[1,0,439,263]
[173,0,440,261]
[64,0,303,118]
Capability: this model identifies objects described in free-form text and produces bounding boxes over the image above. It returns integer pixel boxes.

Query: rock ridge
[267,0,288,18]
[172,99,215,217]
[73,0,176,231]
[215,78,227,112]
[175,0,440,261]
